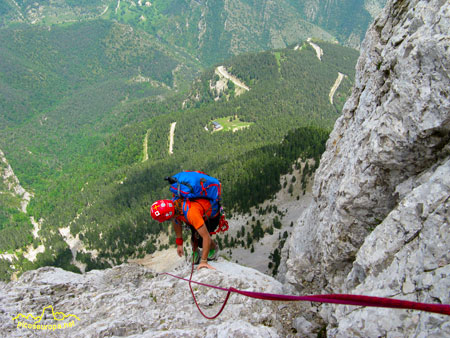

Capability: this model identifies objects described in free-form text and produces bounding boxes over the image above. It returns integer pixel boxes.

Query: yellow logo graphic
[12,305,80,331]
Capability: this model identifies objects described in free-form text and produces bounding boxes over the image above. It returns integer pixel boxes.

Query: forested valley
[0,40,358,281]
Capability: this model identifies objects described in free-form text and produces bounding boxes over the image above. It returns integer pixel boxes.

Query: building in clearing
[212,121,223,131]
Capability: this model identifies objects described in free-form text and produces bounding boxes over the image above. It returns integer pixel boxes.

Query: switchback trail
[169,122,176,155]
[215,66,250,91]
[307,38,323,61]
[329,72,345,105]
[142,129,150,162]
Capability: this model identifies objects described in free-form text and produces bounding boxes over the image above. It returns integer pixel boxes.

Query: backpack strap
[182,199,191,219]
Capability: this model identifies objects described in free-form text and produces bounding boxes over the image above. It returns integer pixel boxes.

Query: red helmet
[150,199,175,222]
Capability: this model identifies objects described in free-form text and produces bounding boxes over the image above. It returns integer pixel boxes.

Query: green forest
[0,38,358,281]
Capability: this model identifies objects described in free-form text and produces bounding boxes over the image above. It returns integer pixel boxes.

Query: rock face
[283,0,450,336]
[0,260,309,337]
[1,0,448,336]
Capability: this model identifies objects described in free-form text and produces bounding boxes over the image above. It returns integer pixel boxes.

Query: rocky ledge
[0,260,323,337]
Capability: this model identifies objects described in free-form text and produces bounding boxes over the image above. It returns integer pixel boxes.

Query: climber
[150,198,219,270]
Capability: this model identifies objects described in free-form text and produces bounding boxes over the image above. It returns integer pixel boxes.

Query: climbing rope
[209,214,229,235]
[162,266,450,319]
[186,256,231,319]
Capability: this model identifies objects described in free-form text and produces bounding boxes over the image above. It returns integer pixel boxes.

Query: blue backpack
[165,171,222,219]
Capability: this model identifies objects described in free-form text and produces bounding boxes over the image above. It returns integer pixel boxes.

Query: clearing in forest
[211,116,253,133]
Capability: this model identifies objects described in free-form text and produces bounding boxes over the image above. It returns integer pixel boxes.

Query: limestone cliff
[1,0,449,336]
[282,0,449,336]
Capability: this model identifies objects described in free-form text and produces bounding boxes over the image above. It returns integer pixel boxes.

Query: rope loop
[188,256,232,319]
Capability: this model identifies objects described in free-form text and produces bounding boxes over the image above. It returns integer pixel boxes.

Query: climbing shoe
[192,250,201,265]
[207,248,218,261]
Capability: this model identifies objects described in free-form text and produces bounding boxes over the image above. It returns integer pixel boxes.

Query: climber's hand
[197,261,216,270]
[177,245,183,257]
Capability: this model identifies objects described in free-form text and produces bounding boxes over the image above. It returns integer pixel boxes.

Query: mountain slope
[0,0,384,62]
[0,0,110,26]
[0,19,200,187]
[103,0,337,65]
[0,41,358,280]
[287,0,387,47]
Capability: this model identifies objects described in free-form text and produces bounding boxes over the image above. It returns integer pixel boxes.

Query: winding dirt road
[216,66,250,91]
[307,38,323,61]
[169,122,176,155]
[329,72,345,105]
[142,129,150,162]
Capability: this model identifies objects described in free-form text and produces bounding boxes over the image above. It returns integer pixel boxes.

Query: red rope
[210,215,229,235]
[162,268,450,318]
[187,257,232,319]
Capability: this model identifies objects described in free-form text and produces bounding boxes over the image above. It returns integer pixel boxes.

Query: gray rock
[292,316,316,338]
[1,260,310,337]
[283,0,450,336]
[2,1,449,337]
